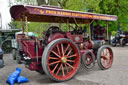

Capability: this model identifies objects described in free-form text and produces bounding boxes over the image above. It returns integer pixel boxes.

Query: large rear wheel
[97,45,113,70]
[42,38,80,81]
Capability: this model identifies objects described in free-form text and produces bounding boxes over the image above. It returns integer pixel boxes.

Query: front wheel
[111,39,116,47]
[82,50,95,70]
[97,45,113,70]
[120,38,126,47]
[42,38,80,81]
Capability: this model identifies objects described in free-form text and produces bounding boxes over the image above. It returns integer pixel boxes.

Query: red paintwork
[28,61,42,70]
[19,39,43,71]
[66,32,83,43]
[21,39,43,59]
[71,35,83,43]
[48,33,64,43]
[16,34,25,39]
[84,40,93,49]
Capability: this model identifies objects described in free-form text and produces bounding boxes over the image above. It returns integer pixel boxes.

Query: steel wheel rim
[101,48,113,68]
[47,40,80,80]
[85,54,93,65]
[2,40,12,53]
[122,39,126,46]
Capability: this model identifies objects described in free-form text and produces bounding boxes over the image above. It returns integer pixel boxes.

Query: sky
[0,0,13,29]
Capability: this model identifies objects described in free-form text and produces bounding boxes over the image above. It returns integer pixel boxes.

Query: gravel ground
[0,46,128,85]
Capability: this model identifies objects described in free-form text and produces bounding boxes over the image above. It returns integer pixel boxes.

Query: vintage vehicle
[10,5,117,81]
[111,29,128,47]
[0,29,20,53]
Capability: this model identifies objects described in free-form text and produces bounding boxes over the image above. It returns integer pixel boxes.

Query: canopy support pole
[67,19,69,32]
[88,20,94,40]
[73,18,78,29]
[21,18,24,34]
[107,22,109,40]
[25,16,28,38]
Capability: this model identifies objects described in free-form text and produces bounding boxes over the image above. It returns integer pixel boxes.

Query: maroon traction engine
[10,5,118,81]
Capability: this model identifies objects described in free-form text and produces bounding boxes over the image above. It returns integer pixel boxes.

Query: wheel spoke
[61,44,64,56]
[52,63,59,73]
[49,60,60,66]
[67,48,72,56]
[62,65,65,76]
[51,50,61,58]
[106,51,109,56]
[56,45,61,56]
[64,63,69,73]
[102,49,105,56]
[107,59,110,65]
[67,54,77,58]
[105,49,108,56]
[49,57,59,60]
[102,59,106,66]
[104,49,106,55]
[64,44,70,54]
[67,59,75,62]
[56,64,62,75]
[66,62,74,69]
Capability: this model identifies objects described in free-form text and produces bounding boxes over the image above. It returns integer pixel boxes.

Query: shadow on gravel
[37,77,55,84]
[64,78,102,85]
[36,77,102,85]
[35,64,102,85]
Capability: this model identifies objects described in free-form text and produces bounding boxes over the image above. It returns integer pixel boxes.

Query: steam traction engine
[10,5,117,81]
[111,29,128,47]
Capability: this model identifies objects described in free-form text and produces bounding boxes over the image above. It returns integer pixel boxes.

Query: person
[1,33,5,43]
[0,48,4,68]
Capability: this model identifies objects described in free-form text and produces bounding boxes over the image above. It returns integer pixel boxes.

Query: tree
[8,19,21,29]
[36,0,46,5]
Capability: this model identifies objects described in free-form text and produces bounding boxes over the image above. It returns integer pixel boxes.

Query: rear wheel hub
[61,57,67,63]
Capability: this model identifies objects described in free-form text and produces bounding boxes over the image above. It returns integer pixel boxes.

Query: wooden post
[21,18,24,34]
[107,22,109,40]
[88,24,91,40]
[25,16,28,38]
[67,19,69,32]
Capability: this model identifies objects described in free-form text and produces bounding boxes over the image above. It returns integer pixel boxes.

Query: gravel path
[0,46,128,85]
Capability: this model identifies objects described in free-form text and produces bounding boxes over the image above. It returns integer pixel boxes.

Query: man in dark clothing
[0,48,4,68]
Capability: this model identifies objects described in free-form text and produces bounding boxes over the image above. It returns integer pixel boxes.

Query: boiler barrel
[91,40,105,50]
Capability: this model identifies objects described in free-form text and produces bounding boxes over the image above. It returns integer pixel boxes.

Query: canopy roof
[10,5,118,23]
[0,29,21,33]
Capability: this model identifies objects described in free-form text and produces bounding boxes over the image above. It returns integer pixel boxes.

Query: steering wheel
[45,26,61,37]
[43,26,62,44]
